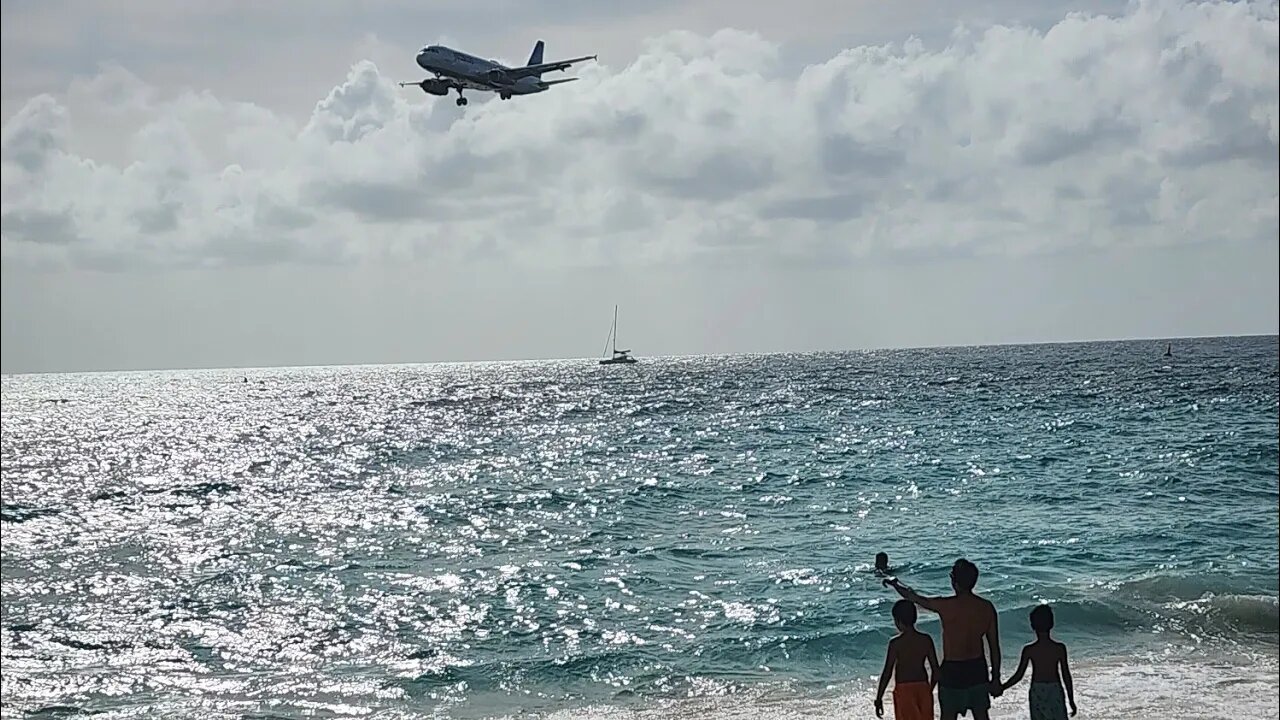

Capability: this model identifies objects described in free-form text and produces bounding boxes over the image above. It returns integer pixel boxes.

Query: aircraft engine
[418,79,451,96]
[484,68,513,86]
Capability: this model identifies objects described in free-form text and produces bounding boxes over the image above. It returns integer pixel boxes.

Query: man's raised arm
[885,578,941,613]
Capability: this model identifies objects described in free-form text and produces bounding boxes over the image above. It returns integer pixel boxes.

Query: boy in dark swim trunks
[1001,605,1077,719]
[886,559,1002,720]
[875,600,939,719]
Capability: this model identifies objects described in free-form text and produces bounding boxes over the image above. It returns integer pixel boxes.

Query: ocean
[2,336,1277,719]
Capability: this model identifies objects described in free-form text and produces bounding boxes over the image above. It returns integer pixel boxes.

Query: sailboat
[599,305,638,365]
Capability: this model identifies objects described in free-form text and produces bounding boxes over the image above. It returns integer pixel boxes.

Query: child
[1001,605,1078,719]
[875,552,892,576]
[875,599,939,720]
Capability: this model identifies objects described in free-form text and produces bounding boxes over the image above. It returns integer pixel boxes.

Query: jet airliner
[400,40,596,106]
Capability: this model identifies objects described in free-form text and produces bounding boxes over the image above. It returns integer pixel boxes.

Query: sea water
[2,336,1277,719]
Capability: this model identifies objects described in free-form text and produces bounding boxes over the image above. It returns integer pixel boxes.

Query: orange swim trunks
[893,681,935,720]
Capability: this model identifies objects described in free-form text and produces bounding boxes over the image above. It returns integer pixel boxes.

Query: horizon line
[2,332,1275,378]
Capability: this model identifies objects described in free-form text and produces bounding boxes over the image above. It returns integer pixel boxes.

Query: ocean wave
[1161,593,1279,636]
[483,648,1280,720]
[0,502,59,523]
[1010,572,1279,644]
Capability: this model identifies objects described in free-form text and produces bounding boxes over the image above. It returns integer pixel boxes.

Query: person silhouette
[1002,605,1077,719]
[875,600,939,719]
[876,552,892,576]
[886,559,1002,720]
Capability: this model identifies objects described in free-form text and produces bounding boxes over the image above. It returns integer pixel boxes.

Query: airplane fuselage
[417,46,550,96]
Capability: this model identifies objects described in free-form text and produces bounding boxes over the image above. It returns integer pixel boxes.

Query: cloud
[1,207,81,245]
[1,94,67,172]
[1,0,1276,271]
[308,179,437,222]
[760,193,868,221]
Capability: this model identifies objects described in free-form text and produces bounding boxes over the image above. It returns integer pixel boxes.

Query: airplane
[400,40,596,107]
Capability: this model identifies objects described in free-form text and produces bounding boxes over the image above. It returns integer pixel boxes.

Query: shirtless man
[885,559,1001,720]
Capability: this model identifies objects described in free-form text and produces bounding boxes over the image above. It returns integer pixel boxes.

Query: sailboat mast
[612,305,619,354]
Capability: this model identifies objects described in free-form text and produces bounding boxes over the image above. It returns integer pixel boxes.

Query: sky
[1,0,1277,373]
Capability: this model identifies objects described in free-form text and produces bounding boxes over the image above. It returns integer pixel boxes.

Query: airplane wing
[504,55,597,80]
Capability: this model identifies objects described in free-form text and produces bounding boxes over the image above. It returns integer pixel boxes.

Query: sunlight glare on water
[2,337,1277,718]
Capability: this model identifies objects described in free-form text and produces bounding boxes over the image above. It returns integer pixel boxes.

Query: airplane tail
[527,40,545,75]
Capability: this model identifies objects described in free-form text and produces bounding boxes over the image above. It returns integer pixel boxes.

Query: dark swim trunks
[1028,682,1068,720]
[937,658,991,717]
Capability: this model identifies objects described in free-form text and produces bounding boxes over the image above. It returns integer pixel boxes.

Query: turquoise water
[2,336,1277,719]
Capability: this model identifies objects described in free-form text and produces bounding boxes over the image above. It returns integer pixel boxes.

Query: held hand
[873,697,884,718]
[1069,700,1078,717]
[988,680,1004,698]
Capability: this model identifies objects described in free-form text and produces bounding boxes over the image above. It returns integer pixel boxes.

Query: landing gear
[454,88,468,107]
[500,93,511,101]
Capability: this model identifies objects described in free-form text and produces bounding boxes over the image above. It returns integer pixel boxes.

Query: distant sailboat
[1164,343,1173,357]
[599,305,638,365]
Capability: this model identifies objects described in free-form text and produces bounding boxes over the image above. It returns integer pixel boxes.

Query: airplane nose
[416,51,430,69]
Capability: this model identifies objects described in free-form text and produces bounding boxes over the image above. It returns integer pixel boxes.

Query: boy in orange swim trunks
[875,599,940,720]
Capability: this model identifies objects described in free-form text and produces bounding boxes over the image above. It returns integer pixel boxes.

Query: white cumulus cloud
[2,0,1276,272]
